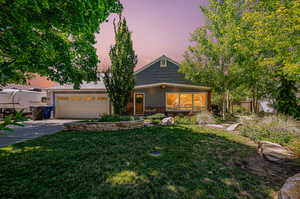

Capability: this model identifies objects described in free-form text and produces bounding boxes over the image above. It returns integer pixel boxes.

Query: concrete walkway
[0,120,75,148]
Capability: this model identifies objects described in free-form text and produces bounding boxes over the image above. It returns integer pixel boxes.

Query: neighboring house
[28,74,58,89]
[48,55,211,119]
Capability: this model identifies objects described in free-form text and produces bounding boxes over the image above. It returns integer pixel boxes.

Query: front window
[166,93,179,108]
[179,94,193,110]
[160,59,167,67]
[166,92,207,111]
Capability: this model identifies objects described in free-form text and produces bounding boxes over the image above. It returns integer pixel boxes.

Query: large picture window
[166,92,207,111]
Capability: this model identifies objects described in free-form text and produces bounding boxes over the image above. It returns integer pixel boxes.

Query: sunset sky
[29,0,209,88]
[96,0,208,69]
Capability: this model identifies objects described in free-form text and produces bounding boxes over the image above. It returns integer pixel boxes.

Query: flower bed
[64,120,144,132]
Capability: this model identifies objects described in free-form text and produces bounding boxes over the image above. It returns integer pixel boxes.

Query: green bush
[233,105,250,115]
[146,113,166,120]
[174,115,197,125]
[240,126,295,145]
[151,119,161,125]
[240,114,300,146]
[196,111,216,125]
[97,114,138,122]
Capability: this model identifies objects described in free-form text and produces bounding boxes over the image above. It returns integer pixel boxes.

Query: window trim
[165,92,207,111]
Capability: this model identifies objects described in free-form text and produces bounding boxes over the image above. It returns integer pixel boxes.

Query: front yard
[0,125,280,198]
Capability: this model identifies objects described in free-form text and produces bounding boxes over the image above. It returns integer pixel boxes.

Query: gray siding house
[48,55,211,118]
[130,55,211,115]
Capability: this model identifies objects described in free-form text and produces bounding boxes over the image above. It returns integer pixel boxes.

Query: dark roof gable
[134,55,199,86]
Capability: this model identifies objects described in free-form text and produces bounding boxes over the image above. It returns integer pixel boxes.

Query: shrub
[151,119,161,125]
[174,112,217,125]
[174,115,197,125]
[97,114,138,122]
[233,105,250,115]
[196,111,216,125]
[146,113,166,120]
[240,114,300,146]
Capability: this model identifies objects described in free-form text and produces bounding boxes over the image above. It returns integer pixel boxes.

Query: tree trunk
[251,87,257,113]
[222,93,226,120]
[251,87,259,113]
[226,89,230,114]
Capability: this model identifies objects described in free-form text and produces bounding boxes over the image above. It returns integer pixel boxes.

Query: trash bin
[31,106,44,120]
[42,106,53,119]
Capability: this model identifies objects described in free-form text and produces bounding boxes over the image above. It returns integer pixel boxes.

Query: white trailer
[0,89,47,114]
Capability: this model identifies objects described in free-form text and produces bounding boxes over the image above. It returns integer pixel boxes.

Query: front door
[135,93,144,115]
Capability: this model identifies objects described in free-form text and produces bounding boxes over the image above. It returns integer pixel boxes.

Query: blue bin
[42,106,53,119]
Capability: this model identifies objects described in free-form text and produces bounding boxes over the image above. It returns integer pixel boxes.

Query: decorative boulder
[278,173,300,199]
[160,117,175,125]
[226,123,241,131]
[205,124,224,129]
[257,141,297,163]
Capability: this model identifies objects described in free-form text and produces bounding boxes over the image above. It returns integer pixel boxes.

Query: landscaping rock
[257,141,297,163]
[278,173,300,199]
[226,123,241,131]
[64,120,144,131]
[234,154,300,184]
[160,117,174,125]
[205,124,224,129]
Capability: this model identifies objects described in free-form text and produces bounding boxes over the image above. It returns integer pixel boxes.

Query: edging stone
[64,120,144,131]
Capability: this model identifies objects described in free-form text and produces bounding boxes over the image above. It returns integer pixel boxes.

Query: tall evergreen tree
[103,15,137,115]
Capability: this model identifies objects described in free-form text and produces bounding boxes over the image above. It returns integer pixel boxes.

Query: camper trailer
[0,89,47,116]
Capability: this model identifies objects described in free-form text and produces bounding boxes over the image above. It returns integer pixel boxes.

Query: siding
[135,60,199,86]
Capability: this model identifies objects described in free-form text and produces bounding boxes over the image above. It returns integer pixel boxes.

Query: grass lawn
[0,125,279,199]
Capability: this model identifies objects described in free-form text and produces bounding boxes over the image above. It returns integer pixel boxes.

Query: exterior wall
[134,85,210,114]
[49,86,211,117]
[135,59,199,86]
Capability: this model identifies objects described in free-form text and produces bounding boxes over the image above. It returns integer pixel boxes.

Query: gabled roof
[134,55,202,87]
[134,55,179,75]
[49,55,211,91]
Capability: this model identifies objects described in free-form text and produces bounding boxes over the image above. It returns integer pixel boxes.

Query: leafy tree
[236,0,300,116]
[103,15,137,115]
[0,0,122,88]
[180,0,243,118]
[181,0,299,117]
[275,77,300,118]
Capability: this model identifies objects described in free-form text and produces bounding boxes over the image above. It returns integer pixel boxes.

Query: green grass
[0,125,278,199]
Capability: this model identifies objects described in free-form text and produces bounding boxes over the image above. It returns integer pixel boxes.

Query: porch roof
[134,82,211,90]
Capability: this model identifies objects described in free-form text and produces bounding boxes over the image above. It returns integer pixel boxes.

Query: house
[47,55,211,119]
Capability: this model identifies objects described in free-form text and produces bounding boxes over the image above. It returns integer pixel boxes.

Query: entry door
[135,93,144,115]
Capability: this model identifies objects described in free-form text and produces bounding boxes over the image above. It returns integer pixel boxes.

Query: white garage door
[55,93,110,119]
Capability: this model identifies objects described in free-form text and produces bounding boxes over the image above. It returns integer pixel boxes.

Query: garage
[54,92,110,119]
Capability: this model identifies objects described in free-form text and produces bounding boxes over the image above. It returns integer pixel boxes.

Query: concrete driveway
[0,120,76,148]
